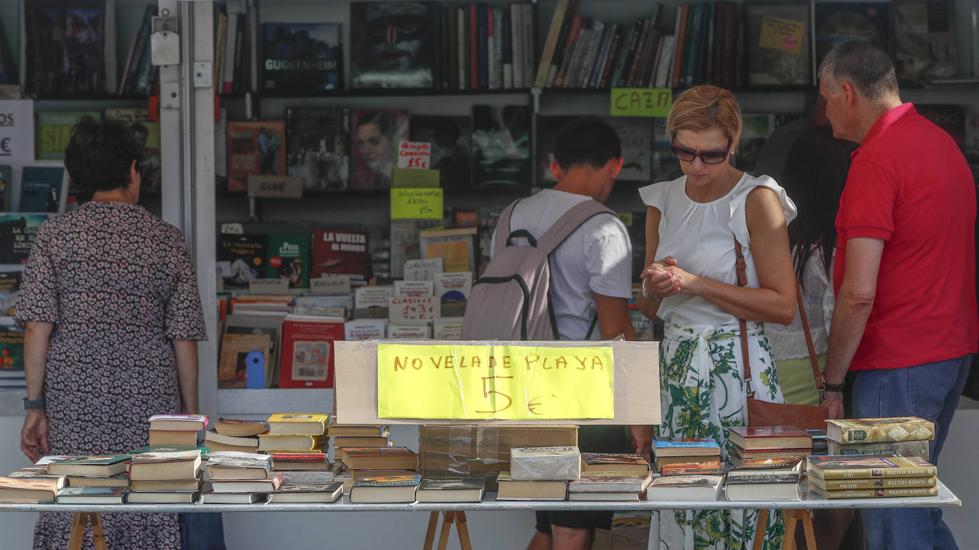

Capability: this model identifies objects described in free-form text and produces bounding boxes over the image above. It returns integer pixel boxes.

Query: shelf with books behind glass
[531,0,979,95]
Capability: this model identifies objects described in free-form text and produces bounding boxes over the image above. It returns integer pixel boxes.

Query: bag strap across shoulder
[537,200,614,256]
[493,201,520,258]
[733,238,823,398]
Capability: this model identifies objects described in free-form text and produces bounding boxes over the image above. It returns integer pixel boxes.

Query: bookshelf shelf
[31,95,151,102]
[252,88,535,99]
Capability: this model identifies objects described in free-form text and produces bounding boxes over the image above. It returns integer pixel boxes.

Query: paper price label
[397,141,432,169]
[390,188,443,220]
[610,88,672,118]
[759,16,805,55]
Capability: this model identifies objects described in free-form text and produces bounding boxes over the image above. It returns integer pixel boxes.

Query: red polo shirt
[834,103,978,371]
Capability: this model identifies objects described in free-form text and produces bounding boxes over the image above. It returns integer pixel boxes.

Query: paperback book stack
[725,457,804,501]
[497,446,581,501]
[646,438,723,501]
[127,449,203,504]
[808,455,939,499]
[569,453,652,502]
[727,426,813,462]
[329,421,392,462]
[148,414,209,448]
[825,417,934,459]
[46,455,131,504]
[258,413,329,453]
[201,451,282,504]
[651,437,723,476]
[204,418,269,453]
[344,447,420,500]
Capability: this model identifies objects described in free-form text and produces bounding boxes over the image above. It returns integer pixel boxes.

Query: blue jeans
[179,513,227,550]
[852,355,973,550]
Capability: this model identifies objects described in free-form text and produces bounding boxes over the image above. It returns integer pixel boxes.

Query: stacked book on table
[725,457,804,501]
[127,449,202,504]
[329,420,392,462]
[825,417,933,459]
[149,414,208,448]
[48,455,131,504]
[258,413,329,454]
[201,452,282,504]
[808,455,939,499]
[204,418,268,453]
[569,453,652,502]
[345,447,421,503]
[727,426,813,462]
[0,475,64,504]
[646,438,722,501]
[497,446,581,501]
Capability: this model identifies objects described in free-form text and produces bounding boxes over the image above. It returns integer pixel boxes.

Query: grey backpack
[462,198,613,341]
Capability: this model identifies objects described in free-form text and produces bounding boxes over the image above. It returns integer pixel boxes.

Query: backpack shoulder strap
[493,200,521,258]
[537,200,614,256]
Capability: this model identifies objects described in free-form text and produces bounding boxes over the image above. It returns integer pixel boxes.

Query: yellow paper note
[759,16,805,55]
[390,188,444,220]
[376,344,615,420]
[610,88,673,118]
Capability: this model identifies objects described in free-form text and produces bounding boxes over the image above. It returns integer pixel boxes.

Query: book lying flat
[726,458,803,484]
[206,451,272,480]
[569,473,652,494]
[56,487,126,504]
[827,440,930,459]
[341,447,418,471]
[210,473,285,494]
[129,450,202,481]
[808,456,937,480]
[46,455,131,478]
[266,413,329,436]
[651,438,721,457]
[510,446,581,481]
[580,453,650,474]
[811,476,937,492]
[214,418,269,437]
[826,417,935,444]
[66,474,130,488]
[0,476,64,503]
[148,414,209,432]
[726,482,801,501]
[200,492,268,504]
[568,491,641,502]
[349,474,421,504]
[205,431,259,449]
[270,482,343,503]
[129,479,200,493]
[258,434,329,452]
[496,471,567,501]
[811,486,939,499]
[645,475,723,502]
[727,426,812,451]
[415,478,485,503]
[127,491,199,504]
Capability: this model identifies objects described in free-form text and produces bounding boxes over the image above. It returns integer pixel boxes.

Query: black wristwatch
[22,397,45,410]
[823,381,845,393]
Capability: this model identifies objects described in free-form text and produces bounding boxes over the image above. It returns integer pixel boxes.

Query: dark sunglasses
[671,142,731,165]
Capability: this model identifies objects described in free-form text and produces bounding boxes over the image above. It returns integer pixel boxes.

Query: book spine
[837,421,934,444]
[599,27,623,89]
[493,7,504,89]
[819,477,936,491]
[566,28,590,89]
[554,16,583,87]
[591,24,616,88]
[815,466,938,480]
[510,4,524,88]
[625,19,651,88]
[609,20,638,87]
[431,5,443,90]
[704,2,715,85]
[726,472,800,484]
[478,5,488,89]
[579,23,604,88]
[448,8,458,91]
[827,440,930,458]
[638,31,661,88]
[819,487,939,499]
[521,4,534,89]
[534,0,569,87]
[470,4,478,90]
[214,10,227,92]
[223,11,239,94]
[486,6,496,90]
[502,7,512,88]
[672,5,688,88]
[458,8,467,91]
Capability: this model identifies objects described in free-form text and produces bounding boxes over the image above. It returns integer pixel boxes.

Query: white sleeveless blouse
[639,173,797,327]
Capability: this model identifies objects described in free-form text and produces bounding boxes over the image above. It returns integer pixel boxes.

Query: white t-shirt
[491,189,633,340]
[639,173,797,327]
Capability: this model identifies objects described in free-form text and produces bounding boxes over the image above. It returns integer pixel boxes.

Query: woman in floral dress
[17,119,207,549]
[636,85,798,550]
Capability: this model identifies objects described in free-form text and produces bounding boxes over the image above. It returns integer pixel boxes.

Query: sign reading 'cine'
[376,344,614,420]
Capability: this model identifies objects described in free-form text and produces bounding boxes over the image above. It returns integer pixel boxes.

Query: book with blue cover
[18,165,66,213]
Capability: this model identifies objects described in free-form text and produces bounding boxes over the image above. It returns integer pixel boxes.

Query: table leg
[423,511,439,550]
[90,513,107,550]
[646,510,661,550]
[752,509,769,550]
[454,511,473,550]
[68,512,86,550]
[800,510,817,550]
[437,511,455,550]
[782,510,799,550]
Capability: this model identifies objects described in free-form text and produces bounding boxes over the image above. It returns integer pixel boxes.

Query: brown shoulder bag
[734,240,829,430]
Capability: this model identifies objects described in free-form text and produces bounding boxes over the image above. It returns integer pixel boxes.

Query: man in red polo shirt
[818,41,977,550]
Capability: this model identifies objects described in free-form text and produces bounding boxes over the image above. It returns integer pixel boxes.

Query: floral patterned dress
[16,201,207,550]
[639,175,795,550]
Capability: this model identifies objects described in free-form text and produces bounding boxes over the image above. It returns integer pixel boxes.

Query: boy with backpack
[463,117,644,550]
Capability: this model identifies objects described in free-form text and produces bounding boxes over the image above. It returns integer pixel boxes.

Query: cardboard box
[334,340,661,425]
[419,425,578,491]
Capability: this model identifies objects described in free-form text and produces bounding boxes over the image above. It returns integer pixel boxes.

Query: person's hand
[641,257,682,300]
[21,410,50,463]
[630,425,653,462]
[821,392,845,420]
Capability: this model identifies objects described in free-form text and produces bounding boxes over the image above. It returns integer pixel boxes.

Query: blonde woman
[636,85,797,549]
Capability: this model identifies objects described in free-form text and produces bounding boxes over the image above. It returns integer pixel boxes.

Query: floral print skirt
[656,321,786,550]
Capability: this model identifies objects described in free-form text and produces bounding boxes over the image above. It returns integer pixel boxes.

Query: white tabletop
[0,481,960,514]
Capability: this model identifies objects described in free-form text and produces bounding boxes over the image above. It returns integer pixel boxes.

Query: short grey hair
[819,41,898,101]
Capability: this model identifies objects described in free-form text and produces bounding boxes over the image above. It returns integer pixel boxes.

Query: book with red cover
[278,314,344,389]
[310,229,370,286]
[727,426,812,451]
[226,121,286,192]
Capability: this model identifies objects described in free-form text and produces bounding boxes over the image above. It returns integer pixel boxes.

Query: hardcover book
[652,438,721,457]
[811,476,937,492]
[56,487,126,504]
[285,107,349,192]
[25,1,108,96]
[827,439,930,459]
[218,332,272,389]
[341,446,418,470]
[812,486,939,499]
[744,3,812,86]
[278,315,345,389]
[0,476,64,503]
[892,0,956,81]
[46,455,131,478]
[214,418,269,438]
[580,453,650,474]
[311,229,370,285]
[645,475,723,502]
[217,234,268,290]
[227,121,286,193]
[350,110,409,190]
[266,233,310,289]
[569,473,652,493]
[262,23,342,93]
[814,3,890,66]
[471,105,531,187]
[826,417,935,444]
[726,457,803,484]
[0,214,50,264]
[148,415,209,431]
[349,473,421,503]
[0,165,11,211]
[35,111,101,160]
[416,478,486,503]
[409,115,472,187]
[270,481,343,503]
[808,455,938,480]
[495,471,567,501]
[350,2,436,89]
[267,413,329,436]
[727,425,812,451]
[18,165,66,213]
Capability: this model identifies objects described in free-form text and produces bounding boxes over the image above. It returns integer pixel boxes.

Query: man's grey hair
[819,41,899,101]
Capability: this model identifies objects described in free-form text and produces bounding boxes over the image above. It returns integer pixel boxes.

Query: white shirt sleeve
[584,216,634,300]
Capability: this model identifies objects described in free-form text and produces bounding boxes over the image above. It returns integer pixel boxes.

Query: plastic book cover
[350,2,436,89]
[409,115,471,187]
[471,104,530,187]
[350,110,408,190]
[285,107,349,192]
[262,23,342,93]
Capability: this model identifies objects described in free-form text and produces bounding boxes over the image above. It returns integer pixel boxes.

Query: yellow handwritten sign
[377,344,614,420]
[610,88,672,118]
[390,188,444,220]
[759,16,805,55]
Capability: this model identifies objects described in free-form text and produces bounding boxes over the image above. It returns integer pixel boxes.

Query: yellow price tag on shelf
[390,188,444,220]
[377,343,615,420]
[759,16,805,55]
[610,88,672,118]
